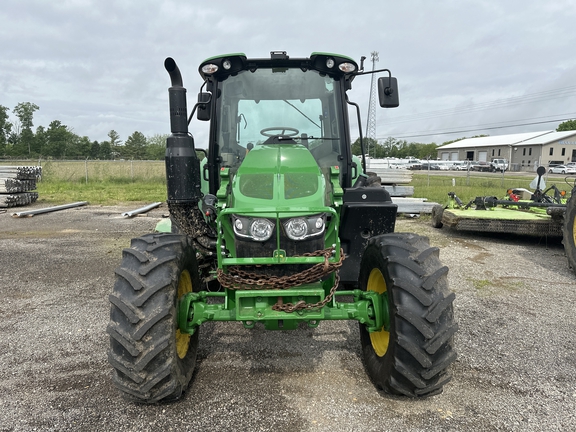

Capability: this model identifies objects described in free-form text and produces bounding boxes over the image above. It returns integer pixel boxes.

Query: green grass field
[39,160,167,204]
[2,160,166,205]
[2,160,568,206]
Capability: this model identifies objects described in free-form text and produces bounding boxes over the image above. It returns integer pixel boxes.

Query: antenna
[365,51,379,156]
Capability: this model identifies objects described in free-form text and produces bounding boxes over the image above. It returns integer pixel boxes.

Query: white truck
[490,158,509,172]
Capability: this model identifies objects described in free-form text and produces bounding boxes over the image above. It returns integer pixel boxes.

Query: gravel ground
[0,203,575,431]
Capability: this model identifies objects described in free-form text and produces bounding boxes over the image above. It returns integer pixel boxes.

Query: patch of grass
[471,279,492,290]
[412,173,547,205]
[468,276,525,296]
[34,160,167,205]
[40,160,165,183]
[36,180,166,205]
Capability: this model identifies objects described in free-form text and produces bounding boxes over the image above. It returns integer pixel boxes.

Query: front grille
[235,234,324,258]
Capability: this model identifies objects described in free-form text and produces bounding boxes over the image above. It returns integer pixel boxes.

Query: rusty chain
[168,202,217,255]
[271,272,341,313]
[217,247,345,313]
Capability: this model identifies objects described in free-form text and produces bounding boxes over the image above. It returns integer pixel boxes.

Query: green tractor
[107,51,457,403]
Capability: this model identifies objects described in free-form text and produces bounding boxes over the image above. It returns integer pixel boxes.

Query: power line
[385,117,576,140]
[388,111,576,136]
[387,85,576,124]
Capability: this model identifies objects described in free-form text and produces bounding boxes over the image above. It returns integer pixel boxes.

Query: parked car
[452,161,470,171]
[421,163,440,170]
[406,163,422,170]
[470,161,491,172]
[548,165,576,174]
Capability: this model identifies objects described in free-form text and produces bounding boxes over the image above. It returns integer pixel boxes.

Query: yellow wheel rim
[367,268,389,357]
[572,216,576,246]
[176,269,192,359]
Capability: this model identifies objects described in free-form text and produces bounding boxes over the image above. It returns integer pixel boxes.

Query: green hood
[230,144,326,211]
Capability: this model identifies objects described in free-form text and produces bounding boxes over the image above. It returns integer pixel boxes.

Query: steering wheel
[260,127,299,138]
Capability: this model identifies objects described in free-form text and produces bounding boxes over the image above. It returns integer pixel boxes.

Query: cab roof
[198,51,359,82]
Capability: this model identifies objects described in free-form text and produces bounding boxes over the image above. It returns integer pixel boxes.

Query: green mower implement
[107,51,458,403]
[431,166,576,274]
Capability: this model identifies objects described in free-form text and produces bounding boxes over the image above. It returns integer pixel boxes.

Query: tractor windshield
[215,67,345,170]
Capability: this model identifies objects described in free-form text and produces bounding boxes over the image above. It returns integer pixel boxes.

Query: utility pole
[365,51,379,157]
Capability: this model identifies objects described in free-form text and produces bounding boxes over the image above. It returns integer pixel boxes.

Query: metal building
[435,130,576,171]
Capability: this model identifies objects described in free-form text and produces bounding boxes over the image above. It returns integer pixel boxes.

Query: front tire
[359,233,457,397]
[107,233,200,403]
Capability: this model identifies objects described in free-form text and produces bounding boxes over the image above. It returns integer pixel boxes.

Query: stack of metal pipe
[0,166,42,208]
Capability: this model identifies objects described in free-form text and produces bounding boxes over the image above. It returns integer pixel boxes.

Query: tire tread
[107,233,199,403]
[359,232,457,398]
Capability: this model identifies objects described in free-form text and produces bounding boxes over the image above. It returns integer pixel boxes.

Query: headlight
[338,62,356,73]
[285,218,308,240]
[201,63,219,74]
[250,219,274,242]
[232,216,275,242]
[283,214,325,241]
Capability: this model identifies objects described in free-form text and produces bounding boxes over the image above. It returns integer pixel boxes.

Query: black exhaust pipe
[164,57,201,204]
[165,57,183,87]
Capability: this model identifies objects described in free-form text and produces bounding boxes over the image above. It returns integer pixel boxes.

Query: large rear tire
[107,233,200,403]
[359,233,457,397]
[563,196,576,276]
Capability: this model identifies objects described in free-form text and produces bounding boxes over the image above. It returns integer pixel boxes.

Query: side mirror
[197,92,211,121]
[378,76,399,108]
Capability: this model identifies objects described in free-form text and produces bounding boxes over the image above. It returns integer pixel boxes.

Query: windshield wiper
[301,136,340,140]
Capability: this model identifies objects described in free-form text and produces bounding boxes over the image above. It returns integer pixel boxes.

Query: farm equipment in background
[107,51,457,403]
[431,166,576,274]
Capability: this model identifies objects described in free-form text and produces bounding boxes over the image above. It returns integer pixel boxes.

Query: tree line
[3,102,575,161]
[351,137,441,160]
[0,103,167,160]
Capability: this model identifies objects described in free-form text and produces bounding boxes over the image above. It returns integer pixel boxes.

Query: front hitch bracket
[177,288,390,334]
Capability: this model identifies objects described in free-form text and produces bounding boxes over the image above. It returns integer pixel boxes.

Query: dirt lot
[0,203,575,431]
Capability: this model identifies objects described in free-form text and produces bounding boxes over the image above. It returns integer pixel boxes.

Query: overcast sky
[2,0,575,147]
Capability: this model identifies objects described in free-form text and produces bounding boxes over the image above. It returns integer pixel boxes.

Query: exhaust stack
[164,57,201,204]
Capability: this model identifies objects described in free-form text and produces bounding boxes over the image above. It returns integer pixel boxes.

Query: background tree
[13,102,39,155]
[352,137,440,160]
[99,141,112,159]
[108,129,122,159]
[35,125,48,156]
[123,131,147,159]
[382,137,397,157]
[89,141,100,159]
[7,121,20,156]
[13,102,39,130]
[146,133,168,160]
[557,119,576,132]
[13,128,35,156]
[67,135,92,158]
[351,137,380,156]
[0,105,12,156]
[415,143,439,159]
[45,120,70,158]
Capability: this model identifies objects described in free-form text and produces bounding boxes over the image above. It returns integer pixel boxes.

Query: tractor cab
[196,51,398,194]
